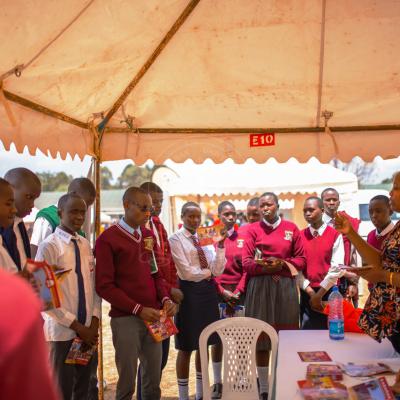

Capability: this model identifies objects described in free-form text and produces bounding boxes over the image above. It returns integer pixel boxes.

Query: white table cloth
[274,330,399,400]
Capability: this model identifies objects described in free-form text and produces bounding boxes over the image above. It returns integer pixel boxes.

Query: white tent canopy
[159,157,358,197]
[1,0,400,163]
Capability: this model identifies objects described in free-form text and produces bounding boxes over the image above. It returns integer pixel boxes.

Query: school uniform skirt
[245,275,299,350]
[175,279,220,352]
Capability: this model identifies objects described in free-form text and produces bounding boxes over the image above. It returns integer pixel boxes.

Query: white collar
[182,227,197,238]
[119,218,141,236]
[263,216,281,230]
[55,227,80,244]
[377,222,395,238]
[227,227,235,237]
[322,212,334,225]
[309,222,328,236]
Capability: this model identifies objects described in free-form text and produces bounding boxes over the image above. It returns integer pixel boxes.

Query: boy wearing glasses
[95,187,177,400]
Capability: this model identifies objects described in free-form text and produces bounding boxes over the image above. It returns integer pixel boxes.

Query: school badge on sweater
[144,236,154,251]
[284,231,293,241]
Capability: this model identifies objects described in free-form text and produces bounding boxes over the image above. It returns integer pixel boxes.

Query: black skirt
[175,279,220,351]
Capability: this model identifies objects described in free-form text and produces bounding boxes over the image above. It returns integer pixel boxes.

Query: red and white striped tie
[190,235,208,269]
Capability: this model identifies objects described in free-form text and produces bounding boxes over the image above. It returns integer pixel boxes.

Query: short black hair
[305,196,324,209]
[247,197,259,207]
[58,193,85,210]
[259,192,279,205]
[0,177,11,193]
[370,195,390,207]
[4,167,41,188]
[218,201,235,215]
[122,186,147,203]
[181,201,200,216]
[321,187,339,199]
[68,178,96,197]
[140,182,163,194]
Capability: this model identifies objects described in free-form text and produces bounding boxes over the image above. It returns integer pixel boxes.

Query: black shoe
[259,392,268,400]
[211,382,223,399]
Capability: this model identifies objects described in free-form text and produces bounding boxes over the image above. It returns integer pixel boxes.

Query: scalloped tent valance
[1,0,399,163]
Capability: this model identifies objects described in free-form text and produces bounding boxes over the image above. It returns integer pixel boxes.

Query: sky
[0,141,399,184]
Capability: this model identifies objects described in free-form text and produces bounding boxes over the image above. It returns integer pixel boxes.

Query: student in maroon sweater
[321,188,360,303]
[243,192,306,399]
[367,195,394,251]
[138,182,184,400]
[211,201,247,398]
[299,197,344,329]
[95,187,177,400]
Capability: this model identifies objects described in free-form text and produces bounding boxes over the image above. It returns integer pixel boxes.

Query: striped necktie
[71,238,87,325]
[190,235,208,269]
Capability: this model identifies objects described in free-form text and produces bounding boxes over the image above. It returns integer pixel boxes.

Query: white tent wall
[162,158,358,230]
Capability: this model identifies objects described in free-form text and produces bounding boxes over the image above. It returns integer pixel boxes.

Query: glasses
[131,202,151,213]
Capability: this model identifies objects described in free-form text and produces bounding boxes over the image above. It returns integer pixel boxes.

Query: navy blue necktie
[71,238,87,325]
[0,225,21,270]
[18,221,31,259]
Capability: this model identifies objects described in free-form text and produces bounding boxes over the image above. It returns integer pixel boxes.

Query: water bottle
[328,286,344,340]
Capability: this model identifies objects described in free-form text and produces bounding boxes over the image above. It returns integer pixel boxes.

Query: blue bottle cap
[332,286,339,292]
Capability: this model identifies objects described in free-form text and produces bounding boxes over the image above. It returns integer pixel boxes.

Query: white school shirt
[299,223,345,291]
[36,227,101,341]
[30,205,58,247]
[169,227,226,282]
[0,236,18,273]
[14,217,28,268]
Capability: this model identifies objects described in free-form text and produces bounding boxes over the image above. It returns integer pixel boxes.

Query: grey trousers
[49,340,94,400]
[111,315,162,400]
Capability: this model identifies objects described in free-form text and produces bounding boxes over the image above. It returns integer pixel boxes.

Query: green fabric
[36,205,86,238]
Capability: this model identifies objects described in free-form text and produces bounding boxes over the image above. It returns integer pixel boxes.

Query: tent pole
[92,121,104,400]
[3,90,87,129]
[106,124,400,134]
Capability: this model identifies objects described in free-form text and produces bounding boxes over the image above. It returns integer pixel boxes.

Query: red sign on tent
[249,133,275,147]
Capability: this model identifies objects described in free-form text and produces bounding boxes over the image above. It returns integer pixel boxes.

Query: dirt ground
[102,285,368,399]
[102,303,197,400]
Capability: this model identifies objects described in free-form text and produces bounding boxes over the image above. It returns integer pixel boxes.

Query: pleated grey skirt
[245,275,299,350]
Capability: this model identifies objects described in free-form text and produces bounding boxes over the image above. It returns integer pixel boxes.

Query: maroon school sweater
[95,224,169,318]
[301,226,340,288]
[243,219,306,277]
[215,228,247,295]
[366,229,392,251]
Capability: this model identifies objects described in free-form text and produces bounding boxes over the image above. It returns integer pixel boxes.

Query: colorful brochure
[306,364,344,381]
[348,377,395,399]
[298,351,332,362]
[65,337,95,366]
[197,223,225,246]
[297,377,348,399]
[145,311,179,342]
[340,362,394,378]
[26,259,70,310]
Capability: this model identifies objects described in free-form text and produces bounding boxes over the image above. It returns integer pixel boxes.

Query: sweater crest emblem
[237,239,245,248]
[284,230,293,241]
[144,236,154,251]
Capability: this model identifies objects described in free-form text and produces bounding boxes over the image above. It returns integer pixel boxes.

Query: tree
[101,166,114,189]
[37,171,73,191]
[331,157,374,184]
[117,164,153,188]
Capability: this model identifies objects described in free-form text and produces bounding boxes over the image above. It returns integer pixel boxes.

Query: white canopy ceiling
[157,158,358,197]
[1,0,399,162]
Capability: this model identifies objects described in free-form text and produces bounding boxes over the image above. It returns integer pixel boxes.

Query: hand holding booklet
[25,259,71,310]
[145,311,179,342]
[196,223,225,246]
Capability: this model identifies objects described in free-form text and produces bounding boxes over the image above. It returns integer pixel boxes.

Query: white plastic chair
[199,317,278,400]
